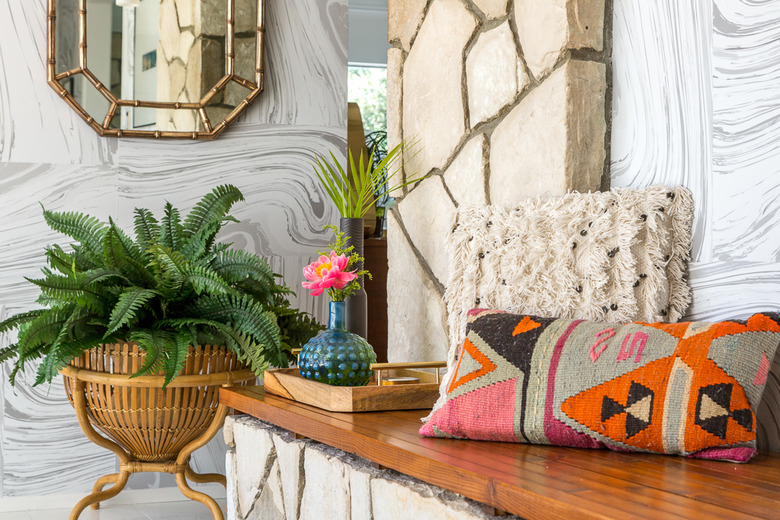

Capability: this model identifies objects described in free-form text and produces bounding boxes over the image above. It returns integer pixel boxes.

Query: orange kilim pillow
[420,310,780,462]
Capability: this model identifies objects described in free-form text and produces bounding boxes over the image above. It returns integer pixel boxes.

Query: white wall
[0,0,347,497]
[349,0,388,66]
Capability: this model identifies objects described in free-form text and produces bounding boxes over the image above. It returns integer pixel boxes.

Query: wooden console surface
[220,386,780,520]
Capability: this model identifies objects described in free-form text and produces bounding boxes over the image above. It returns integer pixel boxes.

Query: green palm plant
[314,138,423,218]
[0,184,322,386]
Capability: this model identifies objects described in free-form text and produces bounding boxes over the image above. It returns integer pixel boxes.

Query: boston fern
[0,184,322,386]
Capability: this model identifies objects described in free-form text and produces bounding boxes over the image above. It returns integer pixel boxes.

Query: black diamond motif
[599,382,654,438]
[625,382,654,438]
[601,396,624,422]
[732,408,754,431]
[695,383,740,439]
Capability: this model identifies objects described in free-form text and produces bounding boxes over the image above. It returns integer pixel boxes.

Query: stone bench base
[224,415,516,520]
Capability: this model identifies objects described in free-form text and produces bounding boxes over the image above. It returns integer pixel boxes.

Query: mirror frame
[46,0,266,140]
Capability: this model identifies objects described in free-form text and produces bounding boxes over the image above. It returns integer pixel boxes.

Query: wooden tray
[263,362,445,412]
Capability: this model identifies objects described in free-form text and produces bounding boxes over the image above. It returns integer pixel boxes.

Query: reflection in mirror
[48,0,264,139]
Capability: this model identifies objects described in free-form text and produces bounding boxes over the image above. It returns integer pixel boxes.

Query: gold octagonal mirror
[47,0,265,139]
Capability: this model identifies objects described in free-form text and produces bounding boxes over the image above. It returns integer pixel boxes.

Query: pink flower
[302,252,357,297]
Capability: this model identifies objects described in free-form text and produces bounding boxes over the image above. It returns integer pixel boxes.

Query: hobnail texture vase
[299,301,376,386]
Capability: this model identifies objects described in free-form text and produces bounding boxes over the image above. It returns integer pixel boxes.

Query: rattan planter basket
[60,342,256,520]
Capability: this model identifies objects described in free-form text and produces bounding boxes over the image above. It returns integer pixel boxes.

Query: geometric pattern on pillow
[432,185,696,422]
[421,310,780,462]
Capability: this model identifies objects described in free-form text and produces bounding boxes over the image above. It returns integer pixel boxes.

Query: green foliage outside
[0,185,322,387]
[348,66,387,134]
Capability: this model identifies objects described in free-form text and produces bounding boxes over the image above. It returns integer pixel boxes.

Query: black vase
[340,217,367,339]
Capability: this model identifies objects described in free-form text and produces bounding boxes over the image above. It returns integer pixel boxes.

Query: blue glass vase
[299,301,376,386]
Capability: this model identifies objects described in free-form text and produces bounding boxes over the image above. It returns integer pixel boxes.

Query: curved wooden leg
[176,471,224,520]
[186,466,227,488]
[69,470,130,520]
[89,472,122,509]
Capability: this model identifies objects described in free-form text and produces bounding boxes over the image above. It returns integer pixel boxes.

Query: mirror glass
[51,0,262,138]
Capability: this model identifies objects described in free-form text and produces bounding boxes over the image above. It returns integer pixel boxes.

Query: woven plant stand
[60,343,257,520]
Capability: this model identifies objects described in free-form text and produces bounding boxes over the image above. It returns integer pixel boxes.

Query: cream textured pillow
[427,185,695,420]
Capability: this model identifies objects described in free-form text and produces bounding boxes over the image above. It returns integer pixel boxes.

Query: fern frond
[103,225,156,286]
[15,306,73,353]
[0,345,19,364]
[189,294,284,367]
[25,273,104,311]
[183,185,244,237]
[182,264,234,296]
[212,249,274,285]
[180,221,220,260]
[42,207,107,254]
[45,244,74,274]
[133,208,160,250]
[164,332,193,386]
[105,288,159,338]
[35,307,94,385]
[128,329,168,377]
[0,309,46,334]
[148,245,187,291]
[159,202,184,251]
[232,332,271,375]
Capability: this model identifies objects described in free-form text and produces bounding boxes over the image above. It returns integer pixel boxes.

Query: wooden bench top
[220,386,780,520]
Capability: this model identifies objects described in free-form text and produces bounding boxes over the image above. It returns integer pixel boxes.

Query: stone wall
[157,0,257,130]
[224,415,517,520]
[386,0,611,362]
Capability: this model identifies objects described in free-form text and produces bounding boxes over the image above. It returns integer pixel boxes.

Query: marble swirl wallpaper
[0,0,779,500]
[612,0,780,450]
[0,0,347,496]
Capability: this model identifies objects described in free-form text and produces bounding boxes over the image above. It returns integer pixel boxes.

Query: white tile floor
[0,499,227,520]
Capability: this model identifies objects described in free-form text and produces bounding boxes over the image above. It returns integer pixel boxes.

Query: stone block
[185,39,204,101]
[235,36,257,82]
[396,175,455,284]
[473,0,509,19]
[233,419,277,518]
[174,0,195,29]
[443,134,488,207]
[201,0,228,37]
[388,0,427,51]
[159,0,182,61]
[177,30,196,70]
[224,416,236,446]
[386,210,449,363]
[466,21,524,127]
[565,59,606,192]
[514,0,604,78]
[245,460,285,520]
[403,0,477,175]
[371,475,491,520]
[299,445,351,520]
[387,47,404,191]
[235,0,258,34]
[349,467,372,520]
[272,432,304,520]
[489,59,605,204]
[226,449,240,520]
